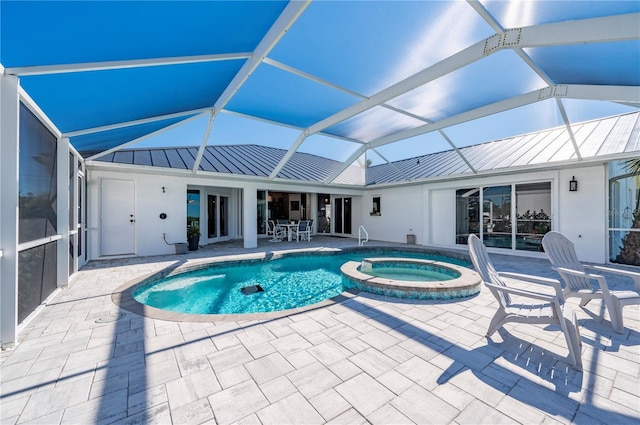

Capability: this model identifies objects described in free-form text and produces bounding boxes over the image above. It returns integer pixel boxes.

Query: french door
[207,194,229,242]
[334,197,352,235]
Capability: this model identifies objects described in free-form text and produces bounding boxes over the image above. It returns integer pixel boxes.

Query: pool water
[133,250,467,315]
[362,267,455,282]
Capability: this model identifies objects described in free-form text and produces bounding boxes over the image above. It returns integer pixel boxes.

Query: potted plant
[187,224,200,251]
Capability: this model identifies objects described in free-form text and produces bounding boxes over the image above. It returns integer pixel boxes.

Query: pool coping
[111,245,476,322]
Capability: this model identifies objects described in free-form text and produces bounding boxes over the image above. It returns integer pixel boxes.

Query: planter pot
[188,236,199,251]
[406,234,416,244]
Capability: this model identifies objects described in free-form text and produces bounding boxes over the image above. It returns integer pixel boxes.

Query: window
[609,160,640,266]
[371,196,381,216]
[18,103,59,323]
[456,182,551,251]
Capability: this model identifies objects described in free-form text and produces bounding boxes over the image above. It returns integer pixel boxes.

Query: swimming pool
[131,249,471,316]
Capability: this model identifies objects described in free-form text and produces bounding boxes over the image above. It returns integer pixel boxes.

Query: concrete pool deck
[1,236,639,424]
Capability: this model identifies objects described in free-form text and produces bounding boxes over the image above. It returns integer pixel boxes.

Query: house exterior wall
[87,167,363,258]
[363,164,608,263]
[89,162,608,263]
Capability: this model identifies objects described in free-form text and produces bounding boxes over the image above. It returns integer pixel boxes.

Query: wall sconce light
[569,176,578,192]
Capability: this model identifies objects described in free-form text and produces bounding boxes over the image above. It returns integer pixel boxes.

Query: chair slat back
[468,234,511,306]
[542,231,591,291]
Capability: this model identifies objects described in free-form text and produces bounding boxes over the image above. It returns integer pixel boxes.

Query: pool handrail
[358,225,369,246]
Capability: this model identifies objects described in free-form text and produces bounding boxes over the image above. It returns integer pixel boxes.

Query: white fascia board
[5,53,251,77]
[85,112,207,161]
[64,107,211,137]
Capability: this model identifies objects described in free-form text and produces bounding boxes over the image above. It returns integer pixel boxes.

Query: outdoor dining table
[278,223,298,241]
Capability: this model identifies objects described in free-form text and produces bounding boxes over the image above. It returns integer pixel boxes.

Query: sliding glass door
[456,182,551,251]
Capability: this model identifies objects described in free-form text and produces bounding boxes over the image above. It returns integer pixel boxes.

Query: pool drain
[241,285,264,295]
[95,312,127,323]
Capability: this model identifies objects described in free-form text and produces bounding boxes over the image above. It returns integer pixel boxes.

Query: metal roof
[95,144,364,186]
[2,1,639,185]
[367,111,640,185]
[95,112,639,187]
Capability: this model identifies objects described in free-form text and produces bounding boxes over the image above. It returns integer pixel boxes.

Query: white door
[101,179,135,255]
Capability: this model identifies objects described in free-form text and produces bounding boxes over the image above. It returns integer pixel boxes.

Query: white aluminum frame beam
[0,74,20,349]
[325,84,639,183]
[85,112,208,161]
[316,13,639,183]
[191,0,311,172]
[5,53,251,77]
[308,14,638,139]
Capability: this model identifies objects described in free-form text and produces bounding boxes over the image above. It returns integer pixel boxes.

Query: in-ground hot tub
[341,257,481,300]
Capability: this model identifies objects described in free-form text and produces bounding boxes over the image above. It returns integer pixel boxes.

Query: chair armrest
[498,272,564,301]
[555,267,613,293]
[585,265,640,290]
[485,281,557,302]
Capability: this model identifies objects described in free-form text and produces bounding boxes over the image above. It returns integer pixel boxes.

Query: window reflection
[19,103,57,243]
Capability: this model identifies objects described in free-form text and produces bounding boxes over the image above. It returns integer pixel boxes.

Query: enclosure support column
[57,137,70,288]
[0,74,20,349]
[243,187,258,249]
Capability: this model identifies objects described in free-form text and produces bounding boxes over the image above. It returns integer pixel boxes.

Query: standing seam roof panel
[113,150,134,164]
[479,135,532,171]
[624,114,640,152]
[133,150,153,167]
[598,113,638,156]
[513,128,566,167]
[150,149,171,168]
[203,147,234,173]
[549,124,590,162]
[209,147,245,174]
[474,138,526,171]
[165,149,188,169]
[243,145,281,175]
[217,146,263,176]
[575,118,618,159]
[492,134,541,170]
[565,121,600,160]
[529,131,574,164]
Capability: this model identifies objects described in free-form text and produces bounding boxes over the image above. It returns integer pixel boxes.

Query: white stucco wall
[89,162,610,264]
[361,165,609,263]
[557,166,607,263]
[362,186,423,244]
[89,170,190,258]
[88,166,364,259]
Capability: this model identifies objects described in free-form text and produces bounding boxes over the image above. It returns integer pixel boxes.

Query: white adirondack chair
[468,234,582,370]
[542,231,640,333]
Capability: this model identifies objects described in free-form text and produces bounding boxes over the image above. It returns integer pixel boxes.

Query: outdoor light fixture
[569,176,578,192]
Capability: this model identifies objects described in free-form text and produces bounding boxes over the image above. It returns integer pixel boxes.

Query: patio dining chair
[267,220,284,242]
[292,220,311,242]
[468,234,582,370]
[542,231,640,333]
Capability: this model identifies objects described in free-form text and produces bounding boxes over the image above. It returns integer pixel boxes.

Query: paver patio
[1,237,638,424]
